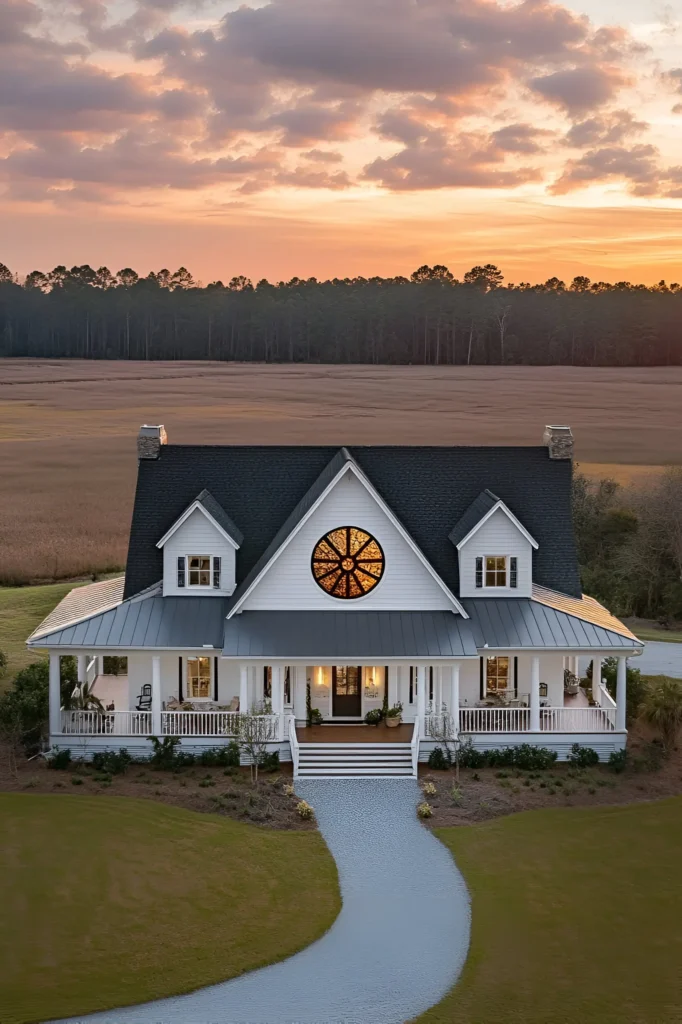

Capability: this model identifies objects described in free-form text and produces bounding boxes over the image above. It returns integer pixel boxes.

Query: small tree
[639,678,682,751]
[238,711,272,785]
[429,712,461,780]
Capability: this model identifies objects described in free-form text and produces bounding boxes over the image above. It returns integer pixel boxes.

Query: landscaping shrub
[198,742,240,768]
[487,744,558,770]
[428,746,452,770]
[46,748,72,770]
[0,659,78,755]
[458,739,487,769]
[417,802,433,819]
[258,751,280,773]
[608,749,628,773]
[639,677,682,751]
[149,736,183,769]
[364,708,383,726]
[296,800,314,820]
[569,743,600,767]
[91,749,132,775]
[422,781,437,796]
[632,739,666,772]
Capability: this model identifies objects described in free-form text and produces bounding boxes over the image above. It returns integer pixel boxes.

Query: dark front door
[332,666,362,717]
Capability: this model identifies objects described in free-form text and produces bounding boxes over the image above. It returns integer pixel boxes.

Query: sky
[2,0,682,284]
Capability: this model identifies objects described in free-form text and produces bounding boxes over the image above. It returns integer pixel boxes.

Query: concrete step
[297,767,415,777]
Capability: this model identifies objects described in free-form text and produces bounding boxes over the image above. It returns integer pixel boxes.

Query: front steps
[296,742,415,778]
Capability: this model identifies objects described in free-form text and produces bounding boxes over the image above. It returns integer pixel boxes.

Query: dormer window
[475,556,518,589]
[177,555,222,589]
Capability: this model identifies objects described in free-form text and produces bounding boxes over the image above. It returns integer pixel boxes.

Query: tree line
[0,260,680,365]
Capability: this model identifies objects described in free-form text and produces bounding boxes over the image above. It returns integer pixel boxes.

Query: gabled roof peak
[156,488,243,549]
[449,490,538,550]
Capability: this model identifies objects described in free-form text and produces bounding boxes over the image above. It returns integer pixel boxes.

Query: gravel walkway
[50,780,470,1024]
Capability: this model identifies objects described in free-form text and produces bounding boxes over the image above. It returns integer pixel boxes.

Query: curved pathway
[51,780,470,1024]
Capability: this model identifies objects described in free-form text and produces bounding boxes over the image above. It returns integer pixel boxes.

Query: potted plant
[364,708,383,726]
[310,708,324,725]
[385,702,403,728]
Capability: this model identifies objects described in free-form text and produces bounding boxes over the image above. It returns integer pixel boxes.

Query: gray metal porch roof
[222,611,478,659]
[463,598,642,650]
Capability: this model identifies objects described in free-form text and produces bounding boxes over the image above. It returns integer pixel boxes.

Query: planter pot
[385,716,402,728]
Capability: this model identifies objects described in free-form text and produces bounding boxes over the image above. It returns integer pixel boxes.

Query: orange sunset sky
[2,0,682,284]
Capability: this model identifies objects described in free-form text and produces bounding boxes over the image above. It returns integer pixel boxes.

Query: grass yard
[0,581,83,686]
[418,797,682,1024]
[0,793,340,1024]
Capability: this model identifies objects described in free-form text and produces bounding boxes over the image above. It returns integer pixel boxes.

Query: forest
[0,261,681,366]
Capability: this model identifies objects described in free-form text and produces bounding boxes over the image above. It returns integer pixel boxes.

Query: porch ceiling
[222,610,478,659]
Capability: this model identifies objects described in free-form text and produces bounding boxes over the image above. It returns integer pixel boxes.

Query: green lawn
[634,628,682,644]
[0,581,81,687]
[0,794,340,1024]
[419,798,682,1024]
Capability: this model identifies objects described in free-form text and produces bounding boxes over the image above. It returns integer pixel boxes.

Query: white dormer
[157,490,242,597]
[450,491,537,599]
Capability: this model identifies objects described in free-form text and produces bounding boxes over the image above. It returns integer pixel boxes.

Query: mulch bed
[0,748,314,830]
[418,728,682,826]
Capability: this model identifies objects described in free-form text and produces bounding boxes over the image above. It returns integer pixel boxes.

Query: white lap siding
[162,508,236,597]
[458,507,533,598]
[242,470,454,611]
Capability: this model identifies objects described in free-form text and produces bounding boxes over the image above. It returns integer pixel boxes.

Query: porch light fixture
[311,526,385,599]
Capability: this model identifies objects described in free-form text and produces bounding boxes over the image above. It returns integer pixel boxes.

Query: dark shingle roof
[194,489,243,547]
[448,489,500,547]
[124,445,581,601]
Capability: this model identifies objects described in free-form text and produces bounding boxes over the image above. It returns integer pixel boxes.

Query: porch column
[592,656,602,704]
[97,655,105,676]
[239,665,249,714]
[387,665,398,708]
[451,663,460,736]
[293,666,307,725]
[151,655,161,736]
[49,653,61,737]
[530,655,540,731]
[77,654,87,686]
[416,664,426,736]
[616,655,627,731]
[272,664,285,740]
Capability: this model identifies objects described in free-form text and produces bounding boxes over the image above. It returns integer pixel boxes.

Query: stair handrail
[410,718,420,778]
[288,715,300,778]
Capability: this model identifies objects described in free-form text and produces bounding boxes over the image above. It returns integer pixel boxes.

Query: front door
[332,666,362,717]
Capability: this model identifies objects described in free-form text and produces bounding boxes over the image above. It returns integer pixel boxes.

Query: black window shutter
[429,666,434,702]
[178,656,183,702]
[213,556,221,589]
[479,657,484,699]
[409,667,414,704]
[514,656,518,697]
[385,665,389,704]
[214,657,219,701]
[510,556,518,588]
[475,557,483,588]
[177,556,185,588]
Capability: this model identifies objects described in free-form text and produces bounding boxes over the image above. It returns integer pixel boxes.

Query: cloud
[529,67,628,113]
[551,143,682,197]
[490,123,550,154]
[564,110,648,147]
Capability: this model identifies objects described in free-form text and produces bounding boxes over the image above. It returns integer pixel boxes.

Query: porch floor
[297,724,414,744]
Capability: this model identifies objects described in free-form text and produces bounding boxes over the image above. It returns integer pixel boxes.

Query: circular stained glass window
[311,527,385,600]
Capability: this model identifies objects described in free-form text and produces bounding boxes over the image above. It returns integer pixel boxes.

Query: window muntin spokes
[312,527,385,599]
[485,555,507,587]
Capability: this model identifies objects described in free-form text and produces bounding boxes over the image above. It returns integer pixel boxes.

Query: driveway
[633,642,682,679]
[50,780,470,1024]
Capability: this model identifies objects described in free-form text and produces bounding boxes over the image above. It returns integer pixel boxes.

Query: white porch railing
[600,684,617,710]
[453,705,616,734]
[161,711,279,739]
[289,717,300,777]
[60,710,152,735]
[458,706,531,733]
[410,719,420,778]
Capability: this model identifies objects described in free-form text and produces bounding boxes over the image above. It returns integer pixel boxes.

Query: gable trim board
[453,498,539,551]
[157,494,242,550]
[227,451,468,618]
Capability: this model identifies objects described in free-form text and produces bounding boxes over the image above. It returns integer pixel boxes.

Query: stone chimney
[543,425,574,460]
[137,424,168,460]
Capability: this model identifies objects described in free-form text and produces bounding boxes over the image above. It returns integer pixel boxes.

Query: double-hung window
[177,555,221,589]
[187,656,212,700]
[475,556,518,589]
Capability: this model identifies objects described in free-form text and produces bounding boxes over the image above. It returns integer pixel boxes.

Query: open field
[418,797,682,1024]
[0,360,680,584]
[0,793,339,1024]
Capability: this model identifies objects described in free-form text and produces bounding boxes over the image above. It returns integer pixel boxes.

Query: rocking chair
[135,683,152,711]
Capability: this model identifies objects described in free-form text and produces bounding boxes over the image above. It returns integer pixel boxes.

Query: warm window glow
[312,527,385,599]
[188,555,211,586]
[485,556,507,587]
[187,656,211,698]
[486,656,510,693]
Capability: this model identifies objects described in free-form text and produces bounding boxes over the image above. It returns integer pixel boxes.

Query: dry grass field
[0,360,680,585]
